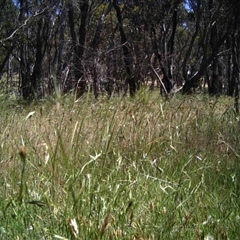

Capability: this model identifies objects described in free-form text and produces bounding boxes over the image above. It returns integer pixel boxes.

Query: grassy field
[0,90,240,239]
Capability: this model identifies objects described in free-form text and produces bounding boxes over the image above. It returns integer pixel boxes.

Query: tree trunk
[75,1,89,98]
[89,3,112,99]
[208,5,221,95]
[31,19,48,97]
[113,0,136,96]
[19,0,31,100]
[0,44,15,79]
[68,0,89,98]
[56,8,66,93]
[232,17,240,114]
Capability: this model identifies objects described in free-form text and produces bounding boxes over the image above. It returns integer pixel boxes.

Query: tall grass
[0,91,240,239]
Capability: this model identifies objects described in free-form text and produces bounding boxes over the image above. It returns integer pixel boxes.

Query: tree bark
[31,18,49,96]
[113,0,136,96]
[75,1,89,98]
[56,7,66,93]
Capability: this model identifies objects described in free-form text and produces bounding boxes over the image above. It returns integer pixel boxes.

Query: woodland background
[0,0,240,103]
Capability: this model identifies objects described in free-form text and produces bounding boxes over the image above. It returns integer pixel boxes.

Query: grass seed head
[149,201,155,212]
[19,145,27,161]
[38,142,50,165]
[69,218,79,238]
[100,214,113,236]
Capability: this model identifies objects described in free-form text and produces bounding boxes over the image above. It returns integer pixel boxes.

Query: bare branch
[0,9,46,43]
[150,64,168,95]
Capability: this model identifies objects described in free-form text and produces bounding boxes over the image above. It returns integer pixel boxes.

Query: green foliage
[0,0,18,36]
[0,93,240,239]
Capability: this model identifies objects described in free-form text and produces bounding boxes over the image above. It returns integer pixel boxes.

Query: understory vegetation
[0,91,240,239]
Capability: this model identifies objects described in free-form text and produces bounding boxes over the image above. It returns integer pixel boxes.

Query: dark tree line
[0,0,240,103]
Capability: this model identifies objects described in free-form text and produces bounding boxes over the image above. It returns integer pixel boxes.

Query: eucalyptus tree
[181,0,239,95]
[66,0,89,98]
[3,0,61,99]
[85,1,113,98]
[126,0,185,94]
[0,0,18,81]
[112,0,137,96]
[228,1,240,113]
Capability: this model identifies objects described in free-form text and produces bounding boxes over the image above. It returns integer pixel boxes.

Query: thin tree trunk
[208,3,220,95]
[56,7,66,93]
[0,44,15,79]
[89,3,112,99]
[113,0,136,96]
[19,0,31,100]
[232,18,240,114]
[151,25,172,94]
[75,1,89,98]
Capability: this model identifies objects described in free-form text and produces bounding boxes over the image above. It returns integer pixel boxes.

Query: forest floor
[0,89,240,239]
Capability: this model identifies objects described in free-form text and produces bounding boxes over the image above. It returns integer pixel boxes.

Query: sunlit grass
[0,90,240,239]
